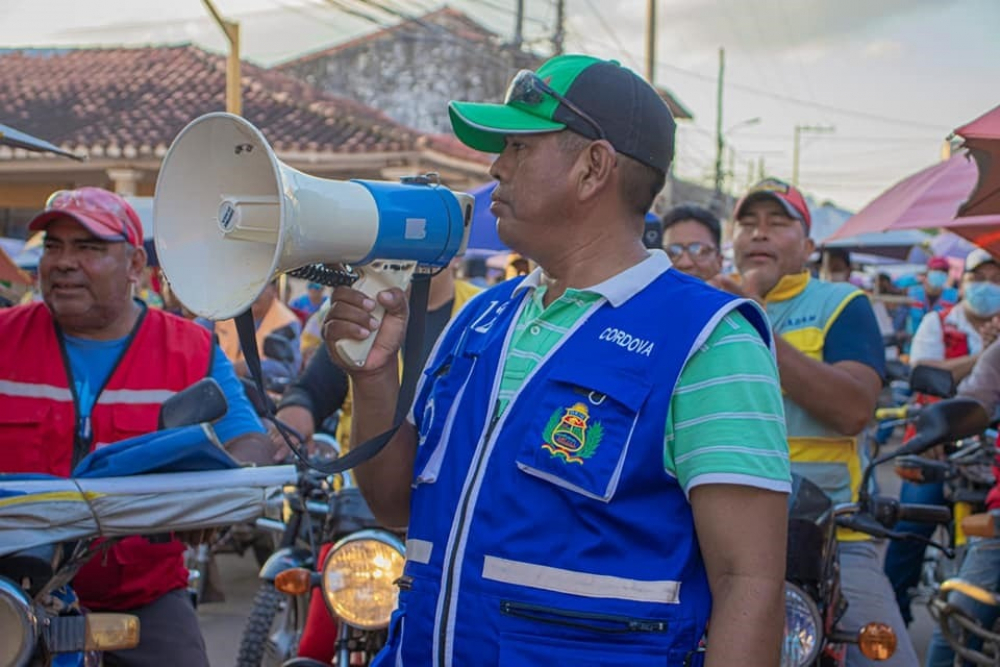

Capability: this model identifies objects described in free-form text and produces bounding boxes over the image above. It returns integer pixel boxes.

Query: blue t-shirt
[62,336,265,444]
[823,296,888,381]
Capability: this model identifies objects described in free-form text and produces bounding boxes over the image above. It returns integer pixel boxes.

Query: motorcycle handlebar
[896,503,952,525]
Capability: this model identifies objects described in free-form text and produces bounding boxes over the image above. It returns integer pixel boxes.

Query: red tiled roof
[0,45,432,160]
[417,134,492,166]
[276,7,498,69]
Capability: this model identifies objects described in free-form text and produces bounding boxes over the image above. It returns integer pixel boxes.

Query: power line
[576,0,642,72]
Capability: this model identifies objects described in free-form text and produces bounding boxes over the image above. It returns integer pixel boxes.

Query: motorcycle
[879,365,997,599]
[781,397,990,666]
[926,508,1000,666]
[186,331,304,606]
[235,454,335,667]
[243,469,403,667]
[0,378,296,667]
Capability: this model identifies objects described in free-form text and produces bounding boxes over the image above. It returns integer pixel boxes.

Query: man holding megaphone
[323,54,791,667]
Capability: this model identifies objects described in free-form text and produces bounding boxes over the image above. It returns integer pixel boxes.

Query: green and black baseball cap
[449,54,676,174]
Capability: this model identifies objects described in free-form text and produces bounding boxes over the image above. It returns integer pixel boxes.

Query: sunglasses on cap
[504,70,608,143]
[665,242,718,262]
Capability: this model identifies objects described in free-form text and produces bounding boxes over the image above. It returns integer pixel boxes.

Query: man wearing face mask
[885,248,1000,626]
[906,256,959,340]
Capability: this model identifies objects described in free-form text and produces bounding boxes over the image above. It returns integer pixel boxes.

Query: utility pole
[514,0,524,48]
[757,156,766,181]
[713,47,725,199]
[792,124,835,186]
[645,0,656,82]
[202,0,241,115]
[552,0,565,55]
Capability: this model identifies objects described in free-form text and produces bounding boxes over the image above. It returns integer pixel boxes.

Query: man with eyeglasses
[714,178,911,666]
[661,203,723,282]
[0,187,276,667]
[323,55,790,667]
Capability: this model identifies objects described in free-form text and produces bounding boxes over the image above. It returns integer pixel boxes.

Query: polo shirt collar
[511,250,673,307]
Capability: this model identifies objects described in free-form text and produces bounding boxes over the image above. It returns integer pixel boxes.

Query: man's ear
[127,245,148,284]
[576,140,617,202]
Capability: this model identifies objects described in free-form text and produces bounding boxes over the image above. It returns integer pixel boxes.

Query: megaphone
[153,113,473,366]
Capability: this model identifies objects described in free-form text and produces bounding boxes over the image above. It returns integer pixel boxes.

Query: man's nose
[673,253,695,270]
[488,149,511,181]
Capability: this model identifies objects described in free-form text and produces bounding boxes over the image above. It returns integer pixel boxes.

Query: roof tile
[0,44,435,160]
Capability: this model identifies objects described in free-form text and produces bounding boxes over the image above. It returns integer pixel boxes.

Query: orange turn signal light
[275,568,312,596]
[858,622,897,660]
[893,465,925,483]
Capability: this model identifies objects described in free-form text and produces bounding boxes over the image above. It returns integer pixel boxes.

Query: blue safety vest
[375,267,771,667]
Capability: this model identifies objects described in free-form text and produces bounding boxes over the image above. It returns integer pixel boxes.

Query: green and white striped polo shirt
[496,255,790,496]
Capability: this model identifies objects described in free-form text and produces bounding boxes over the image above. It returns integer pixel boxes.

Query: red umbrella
[828,153,1000,240]
[956,104,1000,218]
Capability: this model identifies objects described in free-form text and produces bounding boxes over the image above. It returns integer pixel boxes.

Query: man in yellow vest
[214,280,302,376]
[714,178,909,666]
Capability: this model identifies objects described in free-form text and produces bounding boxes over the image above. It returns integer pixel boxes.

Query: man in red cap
[715,178,913,666]
[906,255,959,341]
[0,187,276,666]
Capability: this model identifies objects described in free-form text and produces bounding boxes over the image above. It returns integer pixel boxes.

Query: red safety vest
[0,302,213,610]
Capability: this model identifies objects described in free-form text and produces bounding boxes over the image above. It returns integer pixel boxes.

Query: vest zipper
[500,600,669,634]
[437,401,503,667]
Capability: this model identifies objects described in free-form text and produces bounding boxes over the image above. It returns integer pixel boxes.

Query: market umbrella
[828,153,1000,241]
[0,122,83,160]
[956,104,1000,218]
[0,245,31,285]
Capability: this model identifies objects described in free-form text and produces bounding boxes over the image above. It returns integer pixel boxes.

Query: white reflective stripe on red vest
[96,389,176,405]
[0,379,73,402]
[0,380,174,406]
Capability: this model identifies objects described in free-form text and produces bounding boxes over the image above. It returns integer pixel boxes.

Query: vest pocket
[413,354,476,486]
[498,629,677,666]
[514,365,652,501]
[0,403,52,473]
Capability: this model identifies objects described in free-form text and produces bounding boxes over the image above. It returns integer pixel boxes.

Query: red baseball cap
[734,178,812,232]
[28,187,143,246]
[927,256,950,271]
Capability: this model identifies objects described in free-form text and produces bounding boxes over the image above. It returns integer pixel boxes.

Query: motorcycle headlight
[0,578,38,667]
[322,529,405,630]
[782,582,822,667]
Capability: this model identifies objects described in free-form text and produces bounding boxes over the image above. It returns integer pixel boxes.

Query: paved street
[198,552,264,667]
[196,451,939,666]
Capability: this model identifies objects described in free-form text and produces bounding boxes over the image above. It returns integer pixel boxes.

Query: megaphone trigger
[334,260,417,367]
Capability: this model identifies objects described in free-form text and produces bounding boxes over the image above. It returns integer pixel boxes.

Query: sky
[2,0,998,213]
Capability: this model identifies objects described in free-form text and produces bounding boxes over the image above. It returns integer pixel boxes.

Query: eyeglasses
[665,242,718,262]
[504,70,608,142]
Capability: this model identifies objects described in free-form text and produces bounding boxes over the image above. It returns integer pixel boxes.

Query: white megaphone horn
[153,113,473,367]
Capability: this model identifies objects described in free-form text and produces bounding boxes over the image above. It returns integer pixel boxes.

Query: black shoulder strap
[236,275,431,475]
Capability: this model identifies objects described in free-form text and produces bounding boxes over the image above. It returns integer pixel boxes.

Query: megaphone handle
[335,261,417,368]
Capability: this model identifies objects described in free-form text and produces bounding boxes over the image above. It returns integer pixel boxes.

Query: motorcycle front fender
[280,659,329,667]
[258,546,314,583]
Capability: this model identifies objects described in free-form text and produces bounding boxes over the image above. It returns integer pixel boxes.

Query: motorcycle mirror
[893,398,990,458]
[263,334,296,365]
[909,365,957,398]
[157,377,229,430]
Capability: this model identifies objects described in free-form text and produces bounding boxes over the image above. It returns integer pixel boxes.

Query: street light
[726,117,762,136]
[721,117,762,195]
[792,124,835,186]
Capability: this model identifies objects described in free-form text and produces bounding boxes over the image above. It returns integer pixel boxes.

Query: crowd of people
[2,52,1000,667]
